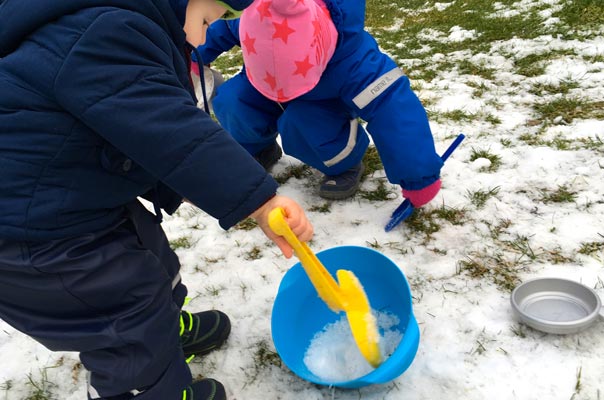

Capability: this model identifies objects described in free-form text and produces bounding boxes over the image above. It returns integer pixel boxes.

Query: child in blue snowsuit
[0,0,313,399]
[195,0,445,204]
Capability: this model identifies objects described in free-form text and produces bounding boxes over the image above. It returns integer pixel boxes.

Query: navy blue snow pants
[0,201,191,399]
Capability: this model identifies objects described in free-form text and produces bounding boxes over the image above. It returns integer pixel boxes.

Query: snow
[303,311,402,382]
[1,0,604,399]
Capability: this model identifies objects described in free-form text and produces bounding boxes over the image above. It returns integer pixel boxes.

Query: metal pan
[511,277,604,334]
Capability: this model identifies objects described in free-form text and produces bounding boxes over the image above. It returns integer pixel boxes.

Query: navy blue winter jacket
[0,0,278,241]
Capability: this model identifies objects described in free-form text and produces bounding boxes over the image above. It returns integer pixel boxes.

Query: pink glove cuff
[191,61,200,76]
[402,179,442,208]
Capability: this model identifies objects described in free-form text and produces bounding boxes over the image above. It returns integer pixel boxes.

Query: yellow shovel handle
[268,208,382,367]
[268,208,345,311]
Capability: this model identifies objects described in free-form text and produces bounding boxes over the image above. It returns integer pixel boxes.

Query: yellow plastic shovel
[268,207,382,367]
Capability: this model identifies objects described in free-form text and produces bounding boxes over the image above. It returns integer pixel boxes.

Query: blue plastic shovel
[385,133,465,232]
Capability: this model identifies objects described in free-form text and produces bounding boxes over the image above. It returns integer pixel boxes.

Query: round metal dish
[511,277,603,334]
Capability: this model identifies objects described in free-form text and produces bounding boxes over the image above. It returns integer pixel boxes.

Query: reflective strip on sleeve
[87,373,101,399]
[352,68,404,109]
[172,272,181,289]
[324,119,359,167]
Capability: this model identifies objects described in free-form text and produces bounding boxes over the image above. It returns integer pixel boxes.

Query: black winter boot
[254,142,282,171]
[182,378,226,400]
[318,162,365,200]
[180,310,231,360]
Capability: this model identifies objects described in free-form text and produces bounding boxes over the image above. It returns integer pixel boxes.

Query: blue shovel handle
[385,133,465,232]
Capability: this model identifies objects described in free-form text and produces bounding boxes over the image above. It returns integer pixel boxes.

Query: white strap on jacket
[352,68,404,109]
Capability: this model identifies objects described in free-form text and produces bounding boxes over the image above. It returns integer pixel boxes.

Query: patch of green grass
[518,132,544,146]
[457,250,523,291]
[359,178,395,201]
[366,0,549,68]
[246,340,282,384]
[578,239,604,256]
[254,340,281,367]
[503,234,538,262]
[519,132,604,152]
[245,246,263,260]
[235,218,258,231]
[362,145,384,176]
[457,59,496,80]
[512,49,578,77]
[553,0,604,37]
[433,109,476,123]
[408,66,440,83]
[170,236,192,250]
[542,247,574,264]
[484,113,502,125]
[205,285,223,297]
[210,48,244,77]
[458,221,577,289]
[466,80,491,98]
[550,136,572,151]
[484,218,512,240]
[533,98,604,124]
[273,164,312,184]
[405,208,442,237]
[500,138,512,148]
[25,369,55,400]
[467,186,500,209]
[539,185,577,203]
[404,205,467,239]
[585,53,604,63]
[366,238,382,249]
[469,148,502,172]
[308,203,331,213]
[577,135,604,152]
[529,78,581,96]
[432,205,468,225]
[430,108,500,125]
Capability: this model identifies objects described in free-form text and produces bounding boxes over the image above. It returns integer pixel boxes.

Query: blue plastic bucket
[271,246,419,389]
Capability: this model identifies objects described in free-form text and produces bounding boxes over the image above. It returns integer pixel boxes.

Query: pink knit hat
[239,0,338,102]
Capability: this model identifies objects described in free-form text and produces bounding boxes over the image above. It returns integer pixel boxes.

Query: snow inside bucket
[271,246,419,389]
[304,311,403,382]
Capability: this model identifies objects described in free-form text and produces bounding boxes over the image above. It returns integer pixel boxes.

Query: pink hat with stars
[239,0,338,102]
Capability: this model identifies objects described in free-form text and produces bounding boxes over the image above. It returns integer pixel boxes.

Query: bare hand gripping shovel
[268,207,382,368]
[385,133,465,232]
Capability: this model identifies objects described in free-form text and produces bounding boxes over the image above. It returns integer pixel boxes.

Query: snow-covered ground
[1,0,603,398]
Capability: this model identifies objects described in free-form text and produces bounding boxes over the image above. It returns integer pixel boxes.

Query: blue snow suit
[196,0,444,189]
[0,0,277,398]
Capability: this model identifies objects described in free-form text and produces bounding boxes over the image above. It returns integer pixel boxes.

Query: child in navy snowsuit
[195,0,445,204]
[0,0,313,399]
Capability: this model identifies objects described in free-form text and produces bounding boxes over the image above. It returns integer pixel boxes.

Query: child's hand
[250,195,314,258]
[402,179,442,208]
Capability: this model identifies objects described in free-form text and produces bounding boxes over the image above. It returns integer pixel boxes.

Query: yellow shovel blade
[337,270,382,368]
[268,207,382,368]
